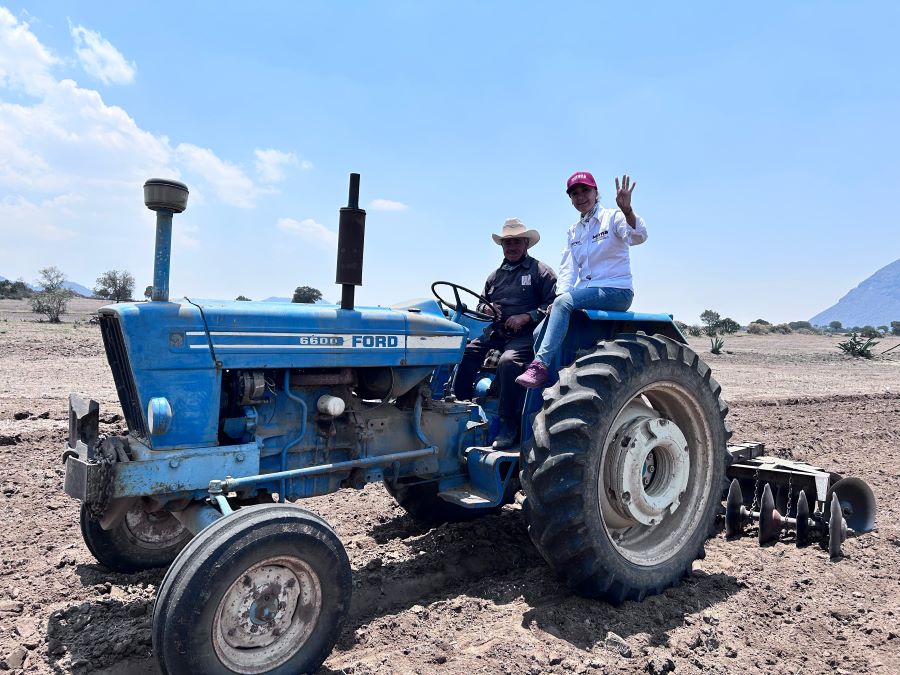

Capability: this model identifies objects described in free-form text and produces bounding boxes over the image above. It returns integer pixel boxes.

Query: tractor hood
[103,297,466,371]
[96,297,466,448]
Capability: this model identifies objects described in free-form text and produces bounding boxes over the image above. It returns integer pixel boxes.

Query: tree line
[675,311,900,338]
[1,265,326,322]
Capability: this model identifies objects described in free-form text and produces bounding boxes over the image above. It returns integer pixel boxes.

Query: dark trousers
[453,330,533,419]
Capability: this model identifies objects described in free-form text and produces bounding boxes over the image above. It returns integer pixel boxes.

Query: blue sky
[2,2,898,324]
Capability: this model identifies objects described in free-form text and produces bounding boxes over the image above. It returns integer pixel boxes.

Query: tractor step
[437,446,519,509]
[437,486,496,507]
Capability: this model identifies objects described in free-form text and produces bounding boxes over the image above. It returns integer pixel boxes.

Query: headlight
[148,397,173,435]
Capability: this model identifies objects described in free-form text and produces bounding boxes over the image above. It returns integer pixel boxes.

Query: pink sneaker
[516,360,548,389]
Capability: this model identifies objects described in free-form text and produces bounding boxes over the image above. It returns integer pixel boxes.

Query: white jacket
[556,206,648,294]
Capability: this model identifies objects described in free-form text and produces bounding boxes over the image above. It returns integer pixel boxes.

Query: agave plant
[710,336,725,354]
[837,332,878,359]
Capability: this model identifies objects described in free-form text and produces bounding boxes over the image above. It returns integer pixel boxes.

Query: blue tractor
[63,175,730,674]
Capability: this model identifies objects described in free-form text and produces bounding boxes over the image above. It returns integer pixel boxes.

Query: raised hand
[615,174,637,213]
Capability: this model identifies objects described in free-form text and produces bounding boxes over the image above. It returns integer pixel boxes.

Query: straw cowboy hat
[491,218,540,246]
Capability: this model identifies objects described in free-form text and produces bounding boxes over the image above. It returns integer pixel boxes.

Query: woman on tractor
[516,171,648,388]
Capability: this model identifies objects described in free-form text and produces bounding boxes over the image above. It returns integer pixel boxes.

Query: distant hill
[1,274,93,297]
[63,281,93,297]
[810,259,900,327]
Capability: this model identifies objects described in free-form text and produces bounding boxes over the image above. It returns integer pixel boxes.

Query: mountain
[810,258,900,327]
[1,274,93,297]
[63,281,93,297]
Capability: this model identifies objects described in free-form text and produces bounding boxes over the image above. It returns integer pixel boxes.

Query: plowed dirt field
[2,298,899,674]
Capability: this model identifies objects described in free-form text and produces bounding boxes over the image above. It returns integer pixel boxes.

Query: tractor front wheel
[80,503,191,573]
[521,333,730,603]
[152,503,351,675]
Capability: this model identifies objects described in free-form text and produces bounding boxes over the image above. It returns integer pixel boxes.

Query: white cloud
[0,7,59,95]
[0,4,266,274]
[177,143,258,208]
[173,221,200,249]
[0,76,175,195]
[276,217,337,247]
[369,198,409,211]
[69,22,136,85]
[0,193,78,241]
[254,148,307,183]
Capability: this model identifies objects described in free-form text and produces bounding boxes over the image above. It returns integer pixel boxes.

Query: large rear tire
[521,333,730,603]
[80,503,191,573]
[152,503,351,675]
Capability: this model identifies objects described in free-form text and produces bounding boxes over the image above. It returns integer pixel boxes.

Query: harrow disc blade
[725,479,744,538]
[795,490,810,547]
[758,483,782,545]
[829,493,847,559]
[826,477,876,533]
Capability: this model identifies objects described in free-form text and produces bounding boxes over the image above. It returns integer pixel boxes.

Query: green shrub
[30,267,71,323]
[860,325,880,338]
[771,323,793,334]
[719,318,741,334]
[747,322,770,335]
[0,279,33,299]
[94,269,135,302]
[30,288,72,323]
[837,332,878,358]
[687,325,702,337]
[700,309,721,337]
[292,286,323,303]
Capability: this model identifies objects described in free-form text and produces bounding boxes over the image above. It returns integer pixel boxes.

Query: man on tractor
[452,218,556,449]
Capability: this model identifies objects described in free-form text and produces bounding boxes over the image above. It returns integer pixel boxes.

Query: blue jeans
[534,287,634,365]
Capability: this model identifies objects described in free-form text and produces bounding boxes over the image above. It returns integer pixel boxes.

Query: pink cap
[566,171,597,193]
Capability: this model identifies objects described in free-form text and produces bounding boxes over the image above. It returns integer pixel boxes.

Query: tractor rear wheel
[80,502,191,573]
[152,503,351,675]
[521,333,730,603]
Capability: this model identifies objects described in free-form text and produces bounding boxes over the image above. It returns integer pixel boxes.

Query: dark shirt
[481,254,557,329]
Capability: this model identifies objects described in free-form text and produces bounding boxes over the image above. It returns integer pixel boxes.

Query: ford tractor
[64,174,733,674]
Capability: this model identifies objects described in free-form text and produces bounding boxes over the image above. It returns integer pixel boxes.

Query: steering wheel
[431,281,496,322]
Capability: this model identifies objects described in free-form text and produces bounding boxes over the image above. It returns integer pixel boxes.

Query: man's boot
[492,417,519,450]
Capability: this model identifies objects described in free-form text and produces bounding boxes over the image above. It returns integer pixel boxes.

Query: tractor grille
[99,313,148,438]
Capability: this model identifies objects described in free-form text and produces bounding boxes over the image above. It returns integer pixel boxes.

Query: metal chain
[87,436,117,519]
[749,466,761,518]
[785,472,793,519]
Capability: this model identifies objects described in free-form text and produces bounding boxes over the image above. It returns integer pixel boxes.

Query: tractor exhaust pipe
[143,178,189,302]
[335,173,366,310]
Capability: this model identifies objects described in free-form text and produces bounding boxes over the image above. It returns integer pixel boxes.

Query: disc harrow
[723,443,876,557]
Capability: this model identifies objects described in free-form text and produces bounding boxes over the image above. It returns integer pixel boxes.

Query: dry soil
[1,299,898,674]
